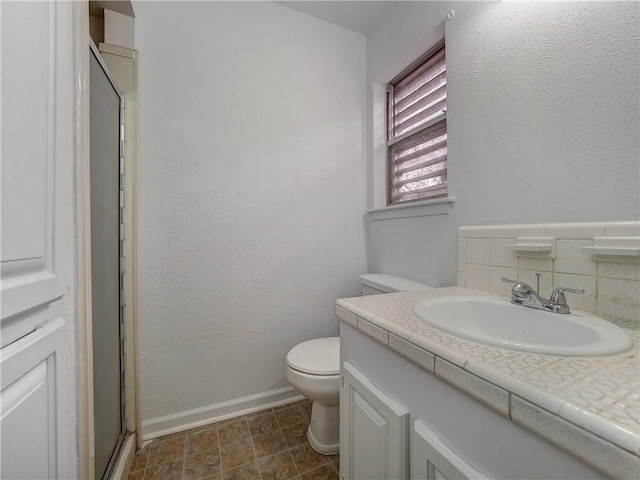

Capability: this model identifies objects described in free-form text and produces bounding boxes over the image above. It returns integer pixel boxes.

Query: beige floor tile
[220,438,256,471]
[257,451,298,480]
[289,443,332,474]
[219,421,251,446]
[281,423,308,449]
[184,450,221,480]
[252,430,287,458]
[147,434,187,467]
[274,405,306,429]
[145,458,184,480]
[247,411,279,436]
[299,464,338,480]
[299,401,312,420]
[189,423,219,433]
[187,427,219,455]
[130,446,150,472]
[124,404,339,480]
[127,469,144,480]
[223,461,261,480]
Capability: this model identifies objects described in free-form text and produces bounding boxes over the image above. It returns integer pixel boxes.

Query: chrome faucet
[502,278,585,314]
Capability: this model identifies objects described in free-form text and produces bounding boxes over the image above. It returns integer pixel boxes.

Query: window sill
[367,196,455,221]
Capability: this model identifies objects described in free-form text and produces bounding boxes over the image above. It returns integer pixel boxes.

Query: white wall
[135,1,366,421]
[366,1,639,286]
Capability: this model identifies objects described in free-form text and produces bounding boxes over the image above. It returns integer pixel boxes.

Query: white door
[1,1,78,478]
[340,362,409,480]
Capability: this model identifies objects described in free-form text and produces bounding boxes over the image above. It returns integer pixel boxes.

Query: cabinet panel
[341,361,409,480]
[0,0,65,344]
[412,420,488,480]
[1,319,66,479]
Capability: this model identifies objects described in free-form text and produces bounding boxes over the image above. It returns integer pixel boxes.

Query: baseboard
[142,386,304,441]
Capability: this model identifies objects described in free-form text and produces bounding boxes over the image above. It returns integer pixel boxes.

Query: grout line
[289,434,303,478]
[247,421,263,480]
[181,429,187,480]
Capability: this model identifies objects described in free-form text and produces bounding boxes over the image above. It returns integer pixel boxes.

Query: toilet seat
[286,337,339,376]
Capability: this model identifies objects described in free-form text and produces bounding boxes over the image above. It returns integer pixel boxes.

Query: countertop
[335,287,640,463]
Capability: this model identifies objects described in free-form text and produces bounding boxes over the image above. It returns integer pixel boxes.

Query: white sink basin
[412,296,634,356]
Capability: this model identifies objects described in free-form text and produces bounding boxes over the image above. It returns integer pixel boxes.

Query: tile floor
[128,400,339,480]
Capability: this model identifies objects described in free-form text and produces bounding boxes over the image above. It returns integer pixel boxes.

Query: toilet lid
[286,337,340,376]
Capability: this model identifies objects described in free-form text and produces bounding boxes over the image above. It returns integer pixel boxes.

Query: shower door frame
[89,40,126,480]
[75,3,140,476]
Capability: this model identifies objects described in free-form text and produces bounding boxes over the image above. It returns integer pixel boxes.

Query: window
[387,42,447,205]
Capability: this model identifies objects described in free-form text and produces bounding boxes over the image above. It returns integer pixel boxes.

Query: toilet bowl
[286,337,340,455]
[285,274,432,455]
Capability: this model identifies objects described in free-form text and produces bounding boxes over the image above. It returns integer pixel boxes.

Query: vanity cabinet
[340,362,409,479]
[339,323,605,480]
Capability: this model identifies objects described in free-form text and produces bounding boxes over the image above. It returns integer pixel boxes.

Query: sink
[412,296,634,356]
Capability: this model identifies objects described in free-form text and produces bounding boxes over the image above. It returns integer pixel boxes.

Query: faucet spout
[502,278,546,308]
[519,290,548,310]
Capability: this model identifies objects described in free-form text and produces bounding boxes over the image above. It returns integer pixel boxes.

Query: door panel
[412,420,488,480]
[90,49,124,479]
[1,319,66,479]
[1,1,76,477]
[341,361,409,480]
[0,0,65,346]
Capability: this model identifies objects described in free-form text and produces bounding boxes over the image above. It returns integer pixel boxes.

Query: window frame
[386,40,448,207]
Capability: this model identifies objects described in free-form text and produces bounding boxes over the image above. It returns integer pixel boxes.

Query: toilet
[285,273,432,455]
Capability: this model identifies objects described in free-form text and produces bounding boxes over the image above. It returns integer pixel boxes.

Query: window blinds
[388,44,447,205]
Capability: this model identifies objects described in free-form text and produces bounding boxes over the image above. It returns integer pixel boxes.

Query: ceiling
[89,1,394,33]
[275,1,397,34]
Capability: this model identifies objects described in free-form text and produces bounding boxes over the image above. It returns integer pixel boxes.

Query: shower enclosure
[90,45,125,479]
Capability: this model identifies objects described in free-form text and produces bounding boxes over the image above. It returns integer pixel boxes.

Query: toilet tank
[360,273,432,296]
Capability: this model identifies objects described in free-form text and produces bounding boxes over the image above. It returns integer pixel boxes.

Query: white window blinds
[388,43,447,205]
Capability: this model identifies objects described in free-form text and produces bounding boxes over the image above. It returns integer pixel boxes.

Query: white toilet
[285,273,432,455]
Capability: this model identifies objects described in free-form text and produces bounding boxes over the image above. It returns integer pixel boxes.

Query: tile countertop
[335,287,640,461]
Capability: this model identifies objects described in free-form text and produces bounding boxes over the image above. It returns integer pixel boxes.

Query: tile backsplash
[457,221,640,323]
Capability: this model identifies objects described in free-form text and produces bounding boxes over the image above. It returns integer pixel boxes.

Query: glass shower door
[90,47,124,480]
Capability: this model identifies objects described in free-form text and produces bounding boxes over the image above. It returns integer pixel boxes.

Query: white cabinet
[341,362,409,480]
[412,420,487,480]
[1,0,78,477]
[1,319,67,479]
[340,323,604,480]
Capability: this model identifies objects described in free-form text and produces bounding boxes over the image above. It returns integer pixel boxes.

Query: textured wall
[135,1,367,420]
[366,1,639,286]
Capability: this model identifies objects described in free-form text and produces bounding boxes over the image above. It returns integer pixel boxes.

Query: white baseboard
[142,386,304,441]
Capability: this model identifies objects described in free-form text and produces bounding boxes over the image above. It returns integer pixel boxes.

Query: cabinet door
[1,0,66,346]
[1,319,66,479]
[1,1,77,477]
[341,362,409,480]
[412,420,488,480]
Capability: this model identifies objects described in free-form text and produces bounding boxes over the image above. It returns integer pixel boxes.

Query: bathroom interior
[1,1,638,479]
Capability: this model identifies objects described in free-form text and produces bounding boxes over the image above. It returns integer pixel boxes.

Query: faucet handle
[550,286,585,302]
[501,278,535,297]
[549,287,585,313]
